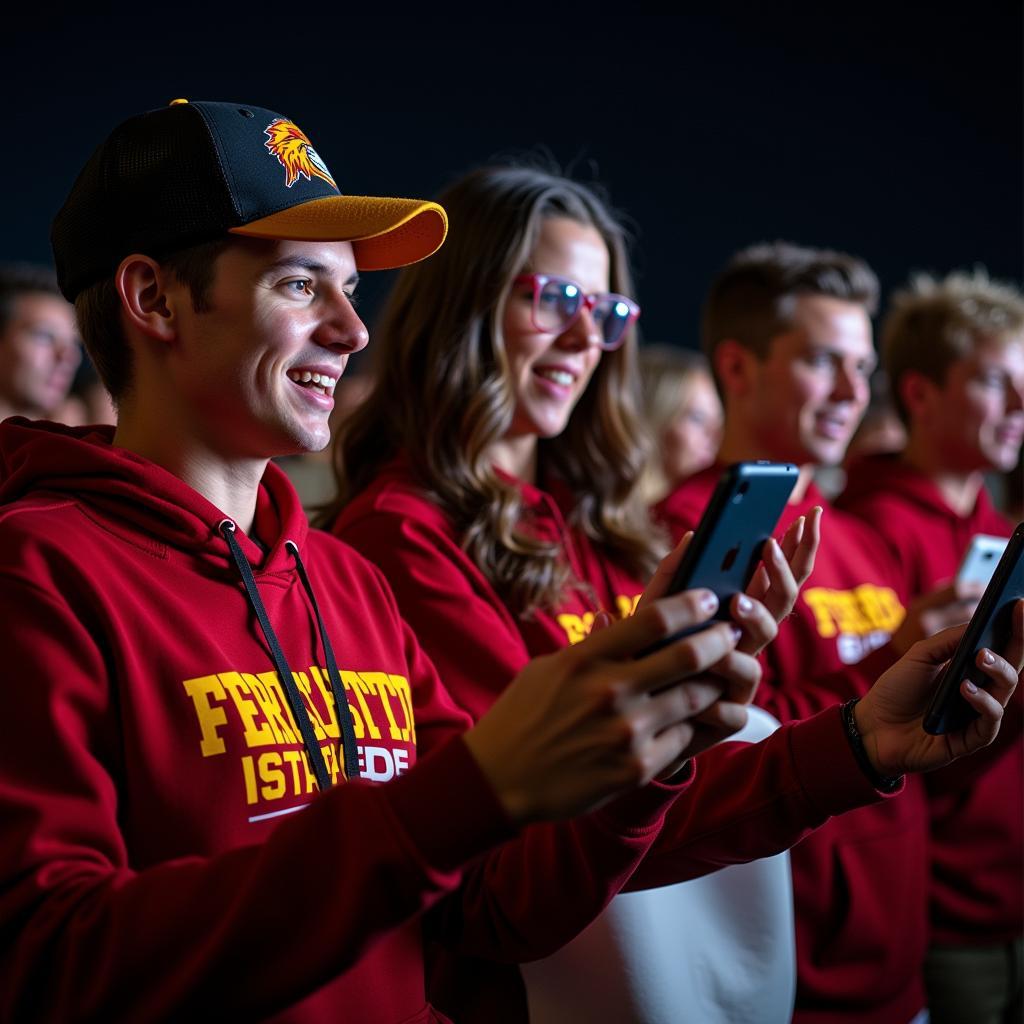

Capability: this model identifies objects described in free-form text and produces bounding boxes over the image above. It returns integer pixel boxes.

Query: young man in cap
[657,241,989,1024]
[839,269,1024,1024]
[0,263,81,423]
[0,105,1016,1023]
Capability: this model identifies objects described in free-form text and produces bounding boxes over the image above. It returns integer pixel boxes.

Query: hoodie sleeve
[627,705,894,889]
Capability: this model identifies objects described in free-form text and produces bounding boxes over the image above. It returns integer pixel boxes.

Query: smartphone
[956,534,1009,589]
[645,461,798,652]
[924,522,1024,735]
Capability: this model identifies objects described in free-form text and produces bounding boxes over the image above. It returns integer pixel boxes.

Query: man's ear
[898,370,938,420]
[714,338,758,399]
[114,255,180,343]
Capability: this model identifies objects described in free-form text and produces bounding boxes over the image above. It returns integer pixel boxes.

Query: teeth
[537,369,573,386]
[287,369,337,392]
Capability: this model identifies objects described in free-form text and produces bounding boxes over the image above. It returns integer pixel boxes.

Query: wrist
[462,725,533,825]
[843,698,902,793]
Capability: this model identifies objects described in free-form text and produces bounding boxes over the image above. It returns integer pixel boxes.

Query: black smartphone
[645,461,798,652]
[924,521,1024,735]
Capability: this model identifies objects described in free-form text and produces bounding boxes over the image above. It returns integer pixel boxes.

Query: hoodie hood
[0,417,308,572]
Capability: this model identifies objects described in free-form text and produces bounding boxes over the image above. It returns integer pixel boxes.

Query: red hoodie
[839,452,1023,947]
[334,456,900,1023]
[658,466,930,1024]
[0,419,708,1024]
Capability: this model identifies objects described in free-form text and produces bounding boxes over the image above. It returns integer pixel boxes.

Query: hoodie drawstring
[220,520,360,789]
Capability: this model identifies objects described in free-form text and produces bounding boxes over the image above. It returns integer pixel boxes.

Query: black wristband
[841,698,903,794]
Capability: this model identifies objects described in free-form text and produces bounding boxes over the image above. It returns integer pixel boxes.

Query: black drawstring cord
[220,520,359,790]
[286,540,361,781]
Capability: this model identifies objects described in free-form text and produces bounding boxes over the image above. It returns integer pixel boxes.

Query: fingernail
[982,650,995,665]
[736,594,753,615]
[700,591,719,614]
[729,625,743,643]
[964,680,979,694]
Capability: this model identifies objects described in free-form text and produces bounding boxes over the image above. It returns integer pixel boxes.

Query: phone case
[924,522,1024,735]
[644,462,798,653]
[956,534,1009,589]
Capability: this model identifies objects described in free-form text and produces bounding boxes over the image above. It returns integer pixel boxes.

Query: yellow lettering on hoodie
[292,672,327,740]
[182,675,229,756]
[246,672,298,744]
[341,670,382,739]
[309,666,341,739]
[388,674,415,743]
[258,751,286,800]
[241,755,258,804]
[360,672,405,741]
[803,585,904,639]
[557,612,594,645]
[219,672,274,748]
[282,749,318,796]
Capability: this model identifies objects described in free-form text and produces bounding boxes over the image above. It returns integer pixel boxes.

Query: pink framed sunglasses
[513,273,640,350]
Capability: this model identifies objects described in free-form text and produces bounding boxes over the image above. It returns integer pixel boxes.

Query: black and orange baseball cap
[51,99,448,301]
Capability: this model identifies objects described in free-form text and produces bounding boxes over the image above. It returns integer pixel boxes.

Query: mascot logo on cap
[264,119,338,189]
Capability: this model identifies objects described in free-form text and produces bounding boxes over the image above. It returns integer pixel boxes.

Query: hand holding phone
[925,523,1024,735]
[643,462,798,653]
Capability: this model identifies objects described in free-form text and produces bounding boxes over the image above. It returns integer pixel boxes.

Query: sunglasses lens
[536,278,583,331]
[592,296,635,348]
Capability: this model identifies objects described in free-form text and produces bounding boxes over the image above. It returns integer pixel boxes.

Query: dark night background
[3,8,1021,354]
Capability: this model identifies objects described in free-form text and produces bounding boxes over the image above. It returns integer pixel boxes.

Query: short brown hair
[74,237,231,402]
[701,241,879,387]
[882,268,1024,425]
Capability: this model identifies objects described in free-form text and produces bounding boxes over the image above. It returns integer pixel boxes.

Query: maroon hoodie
[0,419,706,1024]
[658,465,930,1024]
[335,455,899,1023]
[840,452,1023,947]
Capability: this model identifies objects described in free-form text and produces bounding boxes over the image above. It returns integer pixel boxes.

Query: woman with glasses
[318,164,819,1020]
[323,163,807,725]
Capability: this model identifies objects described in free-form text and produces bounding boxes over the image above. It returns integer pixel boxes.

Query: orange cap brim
[229,195,447,270]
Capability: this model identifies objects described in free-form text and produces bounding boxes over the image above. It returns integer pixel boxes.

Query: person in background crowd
[838,268,1024,1024]
[657,241,986,1024]
[637,343,723,504]
[0,263,81,423]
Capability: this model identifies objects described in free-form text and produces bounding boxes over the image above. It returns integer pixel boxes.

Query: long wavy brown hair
[323,164,666,616]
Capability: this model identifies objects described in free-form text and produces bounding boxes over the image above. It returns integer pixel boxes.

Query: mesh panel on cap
[52,104,239,300]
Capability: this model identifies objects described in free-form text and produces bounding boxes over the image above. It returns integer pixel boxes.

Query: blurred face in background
[0,292,81,418]
[914,335,1024,473]
[660,370,722,484]
[738,295,875,467]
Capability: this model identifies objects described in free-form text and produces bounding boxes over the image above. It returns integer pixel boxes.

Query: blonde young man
[840,270,1024,1024]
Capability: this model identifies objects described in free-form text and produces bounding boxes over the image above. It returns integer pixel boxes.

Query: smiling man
[656,241,974,1024]
[0,98,781,1022]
